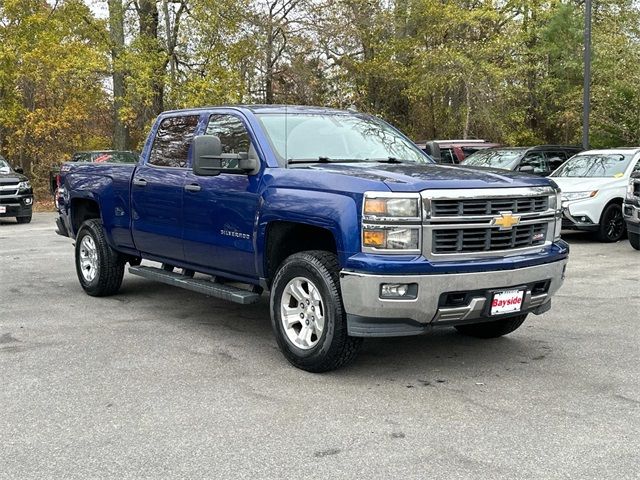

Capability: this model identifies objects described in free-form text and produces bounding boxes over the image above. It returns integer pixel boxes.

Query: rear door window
[148,115,200,168]
[520,152,548,175]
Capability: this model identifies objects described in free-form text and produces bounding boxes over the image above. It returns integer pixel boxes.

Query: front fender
[256,187,361,275]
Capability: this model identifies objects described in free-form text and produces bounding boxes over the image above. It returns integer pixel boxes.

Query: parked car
[0,156,34,224]
[415,139,499,164]
[549,148,640,242]
[55,105,569,372]
[623,168,640,249]
[49,150,139,196]
[462,145,582,176]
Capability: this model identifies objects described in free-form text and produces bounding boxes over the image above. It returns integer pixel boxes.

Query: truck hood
[0,170,27,184]
[301,162,553,191]
[550,176,626,193]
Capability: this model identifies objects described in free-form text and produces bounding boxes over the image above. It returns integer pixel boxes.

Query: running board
[128,266,261,304]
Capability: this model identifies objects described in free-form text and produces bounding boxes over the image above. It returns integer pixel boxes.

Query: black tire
[75,218,124,297]
[16,215,32,224]
[629,232,640,250]
[270,250,363,372]
[597,203,626,242]
[454,314,527,339]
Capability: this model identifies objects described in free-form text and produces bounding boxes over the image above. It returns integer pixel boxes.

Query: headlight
[17,181,31,190]
[561,190,598,202]
[628,181,635,198]
[363,226,420,251]
[364,196,420,219]
[362,193,422,253]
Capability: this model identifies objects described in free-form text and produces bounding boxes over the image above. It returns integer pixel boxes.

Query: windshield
[551,154,633,178]
[256,113,431,165]
[462,149,523,169]
[0,158,11,173]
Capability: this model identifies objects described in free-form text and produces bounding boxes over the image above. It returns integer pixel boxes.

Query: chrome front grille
[0,184,19,196]
[433,223,548,254]
[422,187,558,260]
[431,196,548,217]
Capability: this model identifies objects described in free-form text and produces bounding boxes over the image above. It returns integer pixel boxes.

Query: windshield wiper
[371,157,404,164]
[287,157,364,164]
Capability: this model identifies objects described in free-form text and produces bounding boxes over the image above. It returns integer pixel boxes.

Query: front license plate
[0,206,6,213]
[490,290,524,316]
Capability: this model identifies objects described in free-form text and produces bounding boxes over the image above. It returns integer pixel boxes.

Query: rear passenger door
[182,112,262,277]
[131,114,199,262]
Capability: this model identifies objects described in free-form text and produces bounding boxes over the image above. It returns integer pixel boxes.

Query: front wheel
[629,232,640,250]
[597,203,626,242]
[75,219,125,296]
[270,251,363,372]
[454,314,527,338]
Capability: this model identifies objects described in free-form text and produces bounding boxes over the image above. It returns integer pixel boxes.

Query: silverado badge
[492,212,521,230]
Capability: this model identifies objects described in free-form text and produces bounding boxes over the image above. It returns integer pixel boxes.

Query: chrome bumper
[623,202,639,221]
[340,259,567,336]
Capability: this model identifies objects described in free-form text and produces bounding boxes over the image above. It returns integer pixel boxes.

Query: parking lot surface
[1,213,638,479]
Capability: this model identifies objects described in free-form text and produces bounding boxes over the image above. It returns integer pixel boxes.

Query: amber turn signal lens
[364,198,387,215]
[363,229,386,247]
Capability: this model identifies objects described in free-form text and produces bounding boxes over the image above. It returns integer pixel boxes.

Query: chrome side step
[128,266,261,305]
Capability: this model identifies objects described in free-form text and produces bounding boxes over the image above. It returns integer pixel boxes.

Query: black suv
[0,156,34,224]
[461,145,582,176]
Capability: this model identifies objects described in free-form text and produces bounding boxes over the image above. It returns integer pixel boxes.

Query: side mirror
[519,165,534,173]
[15,167,24,174]
[192,135,259,176]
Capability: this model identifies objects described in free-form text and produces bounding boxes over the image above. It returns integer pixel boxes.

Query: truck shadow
[118,276,552,377]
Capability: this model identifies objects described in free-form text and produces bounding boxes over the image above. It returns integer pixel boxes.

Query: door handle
[184,183,202,192]
[133,178,148,187]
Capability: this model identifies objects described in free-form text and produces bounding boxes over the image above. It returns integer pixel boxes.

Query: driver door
[182,112,261,277]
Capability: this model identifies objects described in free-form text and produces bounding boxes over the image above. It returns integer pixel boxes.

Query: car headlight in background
[561,190,598,202]
[17,181,31,190]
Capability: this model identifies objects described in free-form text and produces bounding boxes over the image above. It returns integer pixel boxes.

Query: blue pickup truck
[55,105,569,372]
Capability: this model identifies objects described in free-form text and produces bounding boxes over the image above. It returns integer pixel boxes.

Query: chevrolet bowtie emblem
[492,212,521,230]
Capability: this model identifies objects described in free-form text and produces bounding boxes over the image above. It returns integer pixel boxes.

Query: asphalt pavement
[1,212,638,479]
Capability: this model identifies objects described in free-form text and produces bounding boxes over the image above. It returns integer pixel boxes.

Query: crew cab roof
[161,105,354,116]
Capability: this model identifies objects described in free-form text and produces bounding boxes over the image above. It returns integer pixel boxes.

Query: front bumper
[623,202,640,234]
[340,259,567,337]
[561,208,598,231]
[0,194,33,217]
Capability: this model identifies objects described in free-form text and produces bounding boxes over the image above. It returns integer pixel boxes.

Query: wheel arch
[70,196,102,236]
[263,221,338,288]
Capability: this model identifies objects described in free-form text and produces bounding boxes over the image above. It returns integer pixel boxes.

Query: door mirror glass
[14,167,24,174]
[193,135,258,176]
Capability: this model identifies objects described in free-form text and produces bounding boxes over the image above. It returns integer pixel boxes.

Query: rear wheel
[629,232,640,250]
[75,219,124,296]
[454,314,527,338]
[270,250,362,372]
[597,203,625,242]
[16,215,32,224]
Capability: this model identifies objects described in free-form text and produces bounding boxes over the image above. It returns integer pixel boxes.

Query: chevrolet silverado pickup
[0,156,33,223]
[55,106,569,372]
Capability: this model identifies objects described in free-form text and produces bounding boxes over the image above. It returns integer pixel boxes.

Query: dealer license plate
[490,289,524,316]
[0,206,6,213]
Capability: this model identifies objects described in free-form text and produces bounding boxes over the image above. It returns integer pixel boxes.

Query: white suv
[549,148,640,242]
